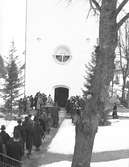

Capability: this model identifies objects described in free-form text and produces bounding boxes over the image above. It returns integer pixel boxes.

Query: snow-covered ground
[0,117,17,137]
[0,110,129,167]
[48,119,129,154]
[40,113,129,167]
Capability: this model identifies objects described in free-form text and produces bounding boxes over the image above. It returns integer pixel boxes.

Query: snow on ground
[40,112,129,167]
[0,113,29,137]
[48,119,75,154]
[48,118,129,154]
[0,117,17,137]
[0,111,129,167]
[93,119,129,152]
[109,111,129,117]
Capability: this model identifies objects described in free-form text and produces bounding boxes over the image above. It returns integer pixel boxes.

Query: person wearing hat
[14,119,26,156]
[0,125,10,151]
[22,116,34,157]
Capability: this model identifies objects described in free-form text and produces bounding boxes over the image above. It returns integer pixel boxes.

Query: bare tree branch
[90,0,101,12]
[117,13,129,29]
[116,0,129,16]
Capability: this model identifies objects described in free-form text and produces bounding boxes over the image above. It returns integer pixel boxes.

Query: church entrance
[54,87,69,107]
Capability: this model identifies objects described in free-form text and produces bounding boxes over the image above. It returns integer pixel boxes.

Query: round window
[53,45,72,64]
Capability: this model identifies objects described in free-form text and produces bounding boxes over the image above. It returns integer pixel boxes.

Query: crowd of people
[0,93,60,167]
[0,92,82,166]
[18,92,53,114]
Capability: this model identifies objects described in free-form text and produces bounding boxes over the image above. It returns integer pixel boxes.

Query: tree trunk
[72,113,98,167]
[121,76,126,102]
[72,1,118,167]
[127,88,129,108]
[99,0,118,86]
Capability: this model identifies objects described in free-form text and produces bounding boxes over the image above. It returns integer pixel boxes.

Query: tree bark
[72,111,98,167]
[99,0,118,86]
[121,76,126,102]
[72,1,118,167]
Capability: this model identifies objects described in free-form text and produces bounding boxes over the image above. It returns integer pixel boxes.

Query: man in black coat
[6,130,23,167]
[23,116,34,157]
[33,121,44,151]
[14,119,26,156]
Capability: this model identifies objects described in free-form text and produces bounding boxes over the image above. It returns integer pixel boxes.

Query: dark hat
[17,119,22,124]
[1,125,6,130]
[25,116,29,121]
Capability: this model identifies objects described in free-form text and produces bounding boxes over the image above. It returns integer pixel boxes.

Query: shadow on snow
[36,148,129,165]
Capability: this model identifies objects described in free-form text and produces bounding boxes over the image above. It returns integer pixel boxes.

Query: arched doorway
[54,87,69,107]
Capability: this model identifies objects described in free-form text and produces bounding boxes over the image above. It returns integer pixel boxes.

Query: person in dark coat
[0,125,10,151]
[29,95,34,110]
[14,119,26,156]
[51,107,59,128]
[23,116,34,157]
[23,96,27,113]
[6,130,23,167]
[33,121,44,151]
[0,135,6,163]
[39,111,47,133]
[112,103,118,119]
[66,99,72,114]
[14,119,26,141]
[0,135,4,153]
[19,98,23,114]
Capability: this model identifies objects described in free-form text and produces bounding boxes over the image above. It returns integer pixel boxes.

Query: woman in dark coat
[33,121,44,151]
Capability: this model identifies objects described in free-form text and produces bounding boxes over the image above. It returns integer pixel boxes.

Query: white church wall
[0,0,98,103]
[26,41,86,98]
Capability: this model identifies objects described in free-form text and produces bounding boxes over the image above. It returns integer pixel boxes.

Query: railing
[0,153,22,167]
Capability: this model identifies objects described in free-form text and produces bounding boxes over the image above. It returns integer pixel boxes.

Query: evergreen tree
[3,41,23,112]
[0,55,6,78]
[83,47,97,99]
[83,46,110,125]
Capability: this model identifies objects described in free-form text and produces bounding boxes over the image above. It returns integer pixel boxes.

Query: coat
[0,131,10,148]
[33,122,44,148]
[14,125,26,142]
[23,119,34,151]
[7,139,23,167]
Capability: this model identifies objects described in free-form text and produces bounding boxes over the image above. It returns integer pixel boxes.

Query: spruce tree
[0,55,6,78]
[3,41,23,113]
[83,47,96,99]
[83,46,109,125]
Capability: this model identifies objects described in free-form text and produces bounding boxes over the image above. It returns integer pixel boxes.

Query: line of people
[0,107,59,167]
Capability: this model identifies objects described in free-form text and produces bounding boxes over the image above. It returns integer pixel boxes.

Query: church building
[24,0,98,107]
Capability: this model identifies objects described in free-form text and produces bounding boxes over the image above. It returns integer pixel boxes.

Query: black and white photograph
[0,0,129,167]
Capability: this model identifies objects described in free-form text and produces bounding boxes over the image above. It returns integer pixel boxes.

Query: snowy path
[39,117,129,167]
[0,110,129,167]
